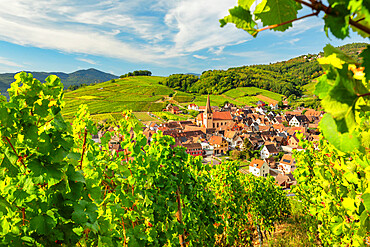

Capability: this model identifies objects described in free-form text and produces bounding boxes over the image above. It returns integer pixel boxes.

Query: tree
[221,0,370,245]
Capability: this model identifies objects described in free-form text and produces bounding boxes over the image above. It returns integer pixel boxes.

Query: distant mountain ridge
[0,68,117,99]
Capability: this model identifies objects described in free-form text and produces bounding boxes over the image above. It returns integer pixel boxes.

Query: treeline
[164,60,311,97]
[164,43,367,97]
[67,83,88,91]
[120,70,152,78]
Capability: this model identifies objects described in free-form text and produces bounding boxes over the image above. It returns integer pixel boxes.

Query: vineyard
[0,72,291,246]
[0,0,369,245]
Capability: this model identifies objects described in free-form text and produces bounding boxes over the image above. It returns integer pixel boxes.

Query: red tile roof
[249,159,266,169]
[208,135,224,145]
[213,111,232,121]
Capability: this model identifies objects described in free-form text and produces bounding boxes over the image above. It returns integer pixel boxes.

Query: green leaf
[319,114,360,152]
[1,150,19,176]
[320,73,357,120]
[324,4,350,39]
[360,44,370,81]
[254,0,302,31]
[66,164,85,183]
[323,44,357,65]
[331,221,343,236]
[220,6,258,36]
[30,215,56,235]
[349,2,370,38]
[362,193,370,211]
[314,74,334,98]
[72,204,88,224]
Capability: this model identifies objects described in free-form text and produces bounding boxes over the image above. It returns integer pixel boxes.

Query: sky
[0,0,367,76]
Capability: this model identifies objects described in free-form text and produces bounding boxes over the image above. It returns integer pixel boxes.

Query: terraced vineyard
[62,76,171,119]
[62,76,284,122]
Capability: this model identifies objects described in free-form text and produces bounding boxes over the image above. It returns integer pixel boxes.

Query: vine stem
[22,208,25,226]
[256,12,319,33]
[37,117,55,128]
[4,137,26,169]
[121,216,127,245]
[293,0,370,35]
[79,128,88,169]
[357,92,370,97]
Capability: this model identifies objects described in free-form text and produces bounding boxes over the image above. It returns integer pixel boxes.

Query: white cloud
[164,0,250,53]
[288,38,301,45]
[0,57,20,68]
[193,55,208,59]
[0,0,258,68]
[209,46,225,55]
[76,58,97,65]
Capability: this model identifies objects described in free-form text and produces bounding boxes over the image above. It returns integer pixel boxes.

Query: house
[288,136,300,148]
[260,144,279,159]
[264,157,277,169]
[249,159,270,177]
[208,135,228,156]
[148,122,159,131]
[224,130,243,149]
[289,115,309,127]
[200,142,214,156]
[164,104,180,114]
[183,143,203,157]
[278,154,296,174]
[188,103,199,111]
[275,173,296,189]
[304,109,323,118]
[255,106,266,115]
[256,95,279,110]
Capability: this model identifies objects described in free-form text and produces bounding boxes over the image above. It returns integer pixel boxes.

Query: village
[92,94,323,190]
[140,95,323,189]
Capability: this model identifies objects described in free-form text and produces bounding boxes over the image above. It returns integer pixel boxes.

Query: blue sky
[0,0,367,76]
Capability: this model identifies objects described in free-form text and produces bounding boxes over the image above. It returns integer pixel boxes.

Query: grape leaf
[360,44,370,81]
[362,193,370,211]
[323,44,357,65]
[349,0,370,38]
[254,0,302,31]
[220,6,257,36]
[324,4,350,39]
[30,215,56,235]
[319,114,360,152]
[314,74,335,98]
[1,150,19,176]
[72,204,88,224]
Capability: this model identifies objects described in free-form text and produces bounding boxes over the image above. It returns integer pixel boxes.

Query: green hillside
[62,75,283,121]
[0,68,117,99]
[164,42,368,98]
[62,76,171,120]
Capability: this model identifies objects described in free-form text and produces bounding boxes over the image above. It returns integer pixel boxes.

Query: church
[196,95,233,129]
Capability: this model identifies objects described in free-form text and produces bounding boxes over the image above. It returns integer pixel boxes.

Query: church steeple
[205,94,212,113]
[203,94,213,128]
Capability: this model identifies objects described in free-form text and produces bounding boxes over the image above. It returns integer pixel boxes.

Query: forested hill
[0,68,117,99]
[164,42,368,97]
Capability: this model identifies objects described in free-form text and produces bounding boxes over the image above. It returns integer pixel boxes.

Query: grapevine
[221,0,370,245]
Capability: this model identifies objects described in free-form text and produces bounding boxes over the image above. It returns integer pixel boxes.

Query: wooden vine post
[176,188,186,247]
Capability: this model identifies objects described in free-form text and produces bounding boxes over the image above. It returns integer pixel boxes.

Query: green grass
[263,198,320,247]
[173,94,194,103]
[62,77,284,120]
[153,112,191,121]
[302,81,317,95]
[224,87,283,101]
[132,112,160,122]
[62,76,170,119]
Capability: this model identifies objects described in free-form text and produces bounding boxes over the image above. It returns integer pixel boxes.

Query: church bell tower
[203,95,213,128]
